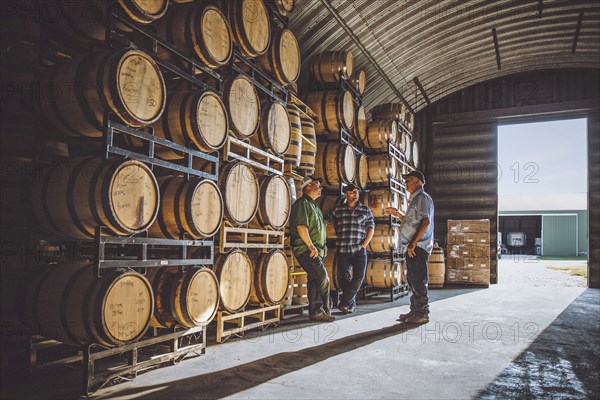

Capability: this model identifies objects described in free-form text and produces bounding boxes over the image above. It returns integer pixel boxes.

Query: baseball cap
[300,175,323,190]
[402,170,425,184]
[342,183,358,192]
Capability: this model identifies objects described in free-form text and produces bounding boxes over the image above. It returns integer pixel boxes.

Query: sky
[497,118,588,211]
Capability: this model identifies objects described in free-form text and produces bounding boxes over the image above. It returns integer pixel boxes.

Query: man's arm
[361,227,374,249]
[297,225,318,258]
[385,207,404,221]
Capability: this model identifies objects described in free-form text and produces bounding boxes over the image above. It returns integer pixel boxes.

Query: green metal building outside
[499,210,588,257]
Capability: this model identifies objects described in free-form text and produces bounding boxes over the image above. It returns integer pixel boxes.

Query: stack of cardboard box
[446,220,491,287]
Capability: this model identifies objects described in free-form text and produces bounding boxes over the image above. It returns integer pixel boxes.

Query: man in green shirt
[290,176,335,322]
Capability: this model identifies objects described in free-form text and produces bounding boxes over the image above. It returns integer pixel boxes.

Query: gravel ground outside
[498,255,588,287]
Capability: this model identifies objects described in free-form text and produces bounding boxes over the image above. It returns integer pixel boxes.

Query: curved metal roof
[290,0,600,113]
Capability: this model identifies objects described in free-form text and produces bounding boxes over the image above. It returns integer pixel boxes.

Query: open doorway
[497,118,588,286]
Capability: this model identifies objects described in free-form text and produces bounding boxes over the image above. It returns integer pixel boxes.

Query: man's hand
[309,245,319,259]
[407,241,417,258]
[385,207,404,220]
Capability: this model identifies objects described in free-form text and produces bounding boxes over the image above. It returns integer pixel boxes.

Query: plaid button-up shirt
[329,200,375,254]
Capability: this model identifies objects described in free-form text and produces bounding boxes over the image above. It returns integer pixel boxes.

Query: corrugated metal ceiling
[290,0,600,113]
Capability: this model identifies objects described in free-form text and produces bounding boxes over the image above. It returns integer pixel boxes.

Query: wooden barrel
[249,249,289,305]
[31,157,160,239]
[366,225,399,253]
[323,251,342,291]
[152,90,228,160]
[25,262,153,347]
[368,154,397,184]
[251,101,291,156]
[355,105,368,143]
[397,126,408,151]
[371,103,405,121]
[299,116,317,175]
[405,112,414,131]
[269,0,296,16]
[249,174,292,230]
[225,0,271,58]
[314,143,356,187]
[404,134,412,164]
[282,267,294,307]
[309,51,353,82]
[219,162,259,226]
[365,120,397,149]
[223,75,260,139]
[429,245,445,288]
[291,268,308,305]
[147,266,220,328]
[285,105,302,167]
[365,259,402,288]
[367,188,399,218]
[285,176,299,205]
[40,49,166,138]
[256,29,300,85]
[412,141,420,168]
[355,153,369,190]
[214,250,253,313]
[317,195,340,216]
[156,3,233,68]
[149,177,223,239]
[353,69,366,95]
[305,90,355,134]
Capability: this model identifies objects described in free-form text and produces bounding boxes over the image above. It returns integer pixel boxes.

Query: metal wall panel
[589,112,600,288]
[542,215,578,257]
[428,121,499,283]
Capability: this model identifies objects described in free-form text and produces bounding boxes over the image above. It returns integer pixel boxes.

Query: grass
[538,256,588,261]
[547,266,588,278]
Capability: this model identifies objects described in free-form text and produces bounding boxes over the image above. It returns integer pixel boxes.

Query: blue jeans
[405,246,430,316]
[337,248,367,308]
[294,252,331,316]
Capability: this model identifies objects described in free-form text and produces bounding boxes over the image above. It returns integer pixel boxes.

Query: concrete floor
[2,260,598,400]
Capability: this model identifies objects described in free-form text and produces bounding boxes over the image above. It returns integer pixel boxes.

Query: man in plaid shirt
[326,184,375,313]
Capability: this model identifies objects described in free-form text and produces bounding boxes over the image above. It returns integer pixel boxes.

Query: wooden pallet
[222,135,284,176]
[288,93,318,121]
[219,226,284,253]
[281,303,309,319]
[215,304,281,343]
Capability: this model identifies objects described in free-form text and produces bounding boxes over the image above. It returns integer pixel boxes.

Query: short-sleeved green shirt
[290,195,327,257]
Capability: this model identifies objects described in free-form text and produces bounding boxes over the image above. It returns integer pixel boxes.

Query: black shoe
[309,312,336,322]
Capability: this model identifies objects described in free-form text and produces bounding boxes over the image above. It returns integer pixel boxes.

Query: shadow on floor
[475,289,600,399]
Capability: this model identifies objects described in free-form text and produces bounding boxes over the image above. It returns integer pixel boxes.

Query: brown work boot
[404,314,429,324]
[310,311,336,322]
[396,311,414,322]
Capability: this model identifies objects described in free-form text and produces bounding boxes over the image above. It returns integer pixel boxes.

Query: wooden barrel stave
[152,90,229,159]
[223,75,260,139]
[149,176,223,239]
[40,49,166,138]
[365,259,402,288]
[284,105,302,167]
[365,120,397,150]
[156,3,232,68]
[256,29,300,85]
[219,162,259,226]
[314,143,356,187]
[27,262,153,347]
[429,247,445,288]
[299,116,317,175]
[251,101,291,157]
[225,0,271,58]
[249,249,289,305]
[355,105,368,143]
[214,250,254,313]
[355,153,369,190]
[368,154,397,184]
[309,51,353,82]
[249,175,292,230]
[304,90,354,134]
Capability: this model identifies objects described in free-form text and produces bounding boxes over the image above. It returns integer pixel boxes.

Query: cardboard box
[447,244,490,259]
[447,219,490,233]
[447,232,490,245]
[446,268,490,285]
[447,257,490,269]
